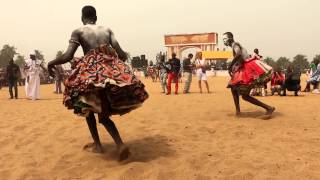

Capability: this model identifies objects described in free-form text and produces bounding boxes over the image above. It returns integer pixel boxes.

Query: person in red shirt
[166,52,181,95]
[270,68,285,96]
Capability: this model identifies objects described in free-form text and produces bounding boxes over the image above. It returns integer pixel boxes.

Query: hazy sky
[0,0,319,62]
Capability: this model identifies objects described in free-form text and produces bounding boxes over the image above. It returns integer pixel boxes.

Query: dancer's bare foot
[83,142,104,153]
[261,107,275,120]
[118,145,130,161]
[235,111,241,117]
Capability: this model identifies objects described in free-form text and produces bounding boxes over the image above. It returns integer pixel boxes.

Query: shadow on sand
[227,110,283,119]
[98,135,175,163]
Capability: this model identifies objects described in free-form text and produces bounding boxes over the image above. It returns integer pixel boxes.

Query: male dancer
[223,32,275,119]
[48,6,148,161]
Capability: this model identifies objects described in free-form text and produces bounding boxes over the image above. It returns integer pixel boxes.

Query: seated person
[249,49,267,96]
[271,68,285,96]
[303,63,317,92]
[281,65,301,96]
[306,63,320,93]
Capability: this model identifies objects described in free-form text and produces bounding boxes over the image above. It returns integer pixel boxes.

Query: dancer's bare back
[49,24,127,71]
[71,24,127,60]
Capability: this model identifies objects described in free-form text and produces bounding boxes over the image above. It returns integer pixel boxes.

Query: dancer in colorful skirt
[47,6,148,161]
[249,48,268,96]
[223,32,275,119]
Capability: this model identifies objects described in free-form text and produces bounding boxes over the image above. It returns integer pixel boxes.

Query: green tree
[276,57,291,70]
[263,57,276,68]
[0,44,17,68]
[292,54,309,71]
[35,50,44,61]
[34,50,47,68]
[149,60,154,66]
[56,50,64,58]
[312,54,320,65]
[15,55,25,67]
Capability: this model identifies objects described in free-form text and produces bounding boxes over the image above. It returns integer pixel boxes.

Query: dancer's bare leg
[204,80,210,93]
[98,114,130,161]
[198,80,202,93]
[241,93,275,119]
[84,112,104,153]
[231,88,241,116]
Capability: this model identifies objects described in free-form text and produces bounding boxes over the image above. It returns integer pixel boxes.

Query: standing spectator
[166,52,180,95]
[6,59,20,99]
[157,55,168,93]
[182,53,194,93]
[54,65,64,94]
[24,52,42,100]
[0,69,5,89]
[195,52,210,93]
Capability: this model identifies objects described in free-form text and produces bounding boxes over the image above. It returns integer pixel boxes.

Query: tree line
[0,44,63,69]
[263,54,320,72]
[1,43,320,72]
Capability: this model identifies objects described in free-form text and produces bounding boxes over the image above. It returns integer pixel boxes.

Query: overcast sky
[0,0,319,62]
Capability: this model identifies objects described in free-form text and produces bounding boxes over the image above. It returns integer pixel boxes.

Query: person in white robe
[24,52,42,100]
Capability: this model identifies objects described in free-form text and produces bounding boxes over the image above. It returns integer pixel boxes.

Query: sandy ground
[0,75,320,180]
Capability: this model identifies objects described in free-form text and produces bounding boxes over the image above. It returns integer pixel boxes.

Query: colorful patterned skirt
[228,59,272,94]
[63,45,148,117]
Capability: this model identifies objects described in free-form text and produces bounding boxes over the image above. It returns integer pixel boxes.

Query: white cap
[29,51,36,55]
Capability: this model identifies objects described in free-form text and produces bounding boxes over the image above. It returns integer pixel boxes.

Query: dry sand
[0,75,320,180]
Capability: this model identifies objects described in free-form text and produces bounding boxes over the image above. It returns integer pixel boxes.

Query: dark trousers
[8,80,18,98]
[282,80,300,95]
[55,80,62,93]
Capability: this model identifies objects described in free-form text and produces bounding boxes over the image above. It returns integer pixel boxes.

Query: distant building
[131,55,148,69]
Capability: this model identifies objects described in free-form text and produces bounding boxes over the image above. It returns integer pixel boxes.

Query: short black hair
[188,53,193,58]
[223,32,233,39]
[82,6,97,21]
[160,55,165,61]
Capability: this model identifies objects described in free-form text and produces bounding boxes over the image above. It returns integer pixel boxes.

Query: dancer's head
[171,52,176,58]
[188,53,193,59]
[223,32,234,47]
[82,6,97,24]
[254,48,259,54]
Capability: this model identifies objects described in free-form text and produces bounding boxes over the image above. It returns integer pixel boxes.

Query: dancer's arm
[228,44,243,75]
[48,30,80,77]
[108,29,128,61]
